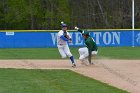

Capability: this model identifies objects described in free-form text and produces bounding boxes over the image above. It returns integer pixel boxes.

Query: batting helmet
[61,24,67,28]
[82,31,89,36]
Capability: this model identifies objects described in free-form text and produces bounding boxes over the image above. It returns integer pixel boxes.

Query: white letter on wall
[75,33,83,45]
[94,32,101,44]
[103,32,111,45]
[112,32,120,44]
[50,33,57,45]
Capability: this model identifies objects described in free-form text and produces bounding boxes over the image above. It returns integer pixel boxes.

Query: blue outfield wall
[0,30,140,48]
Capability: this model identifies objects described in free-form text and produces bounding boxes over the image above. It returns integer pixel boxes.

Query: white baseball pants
[57,44,72,58]
[78,47,98,61]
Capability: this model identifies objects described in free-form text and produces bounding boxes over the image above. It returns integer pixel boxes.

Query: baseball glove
[63,32,72,43]
[66,35,72,43]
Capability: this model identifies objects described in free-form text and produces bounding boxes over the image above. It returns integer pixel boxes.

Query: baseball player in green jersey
[75,27,98,65]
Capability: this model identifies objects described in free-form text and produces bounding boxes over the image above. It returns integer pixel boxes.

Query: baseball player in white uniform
[57,22,76,67]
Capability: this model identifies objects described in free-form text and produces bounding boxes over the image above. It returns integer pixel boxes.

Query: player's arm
[67,32,72,43]
[77,29,83,33]
[85,42,92,64]
[75,27,83,33]
[58,31,70,41]
[60,33,72,42]
[60,35,69,41]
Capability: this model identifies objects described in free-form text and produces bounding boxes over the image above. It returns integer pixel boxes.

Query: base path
[0,59,140,93]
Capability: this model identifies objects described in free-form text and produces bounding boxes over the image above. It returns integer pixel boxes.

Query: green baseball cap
[82,31,89,36]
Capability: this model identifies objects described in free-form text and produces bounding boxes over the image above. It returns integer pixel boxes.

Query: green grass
[0,47,140,59]
[98,47,140,59]
[0,48,60,59]
[0,69,128,93]
[0,47,137,93]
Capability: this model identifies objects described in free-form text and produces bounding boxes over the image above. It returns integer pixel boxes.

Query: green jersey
[77,29,98,51]
[85,36,98,64]
[85,36,98,52]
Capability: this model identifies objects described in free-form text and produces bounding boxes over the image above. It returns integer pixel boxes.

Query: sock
[70,56,75,64]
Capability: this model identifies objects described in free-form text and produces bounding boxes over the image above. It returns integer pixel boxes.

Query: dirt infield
[0,59,140,93]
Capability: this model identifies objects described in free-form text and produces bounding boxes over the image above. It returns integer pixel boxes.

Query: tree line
[0,0,140,30]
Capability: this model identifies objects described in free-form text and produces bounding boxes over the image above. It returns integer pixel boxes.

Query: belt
[93,49,98,51]
[58,44,65,45]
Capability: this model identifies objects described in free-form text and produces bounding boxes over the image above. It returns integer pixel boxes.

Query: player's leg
[79,48,98,65]
[91,50,98,64]
[57,45,67,58]
[78,48,85,57]
[92,50,98,55]
[64,45,76,67]
[78,47,88,60]
[78,47,89,65]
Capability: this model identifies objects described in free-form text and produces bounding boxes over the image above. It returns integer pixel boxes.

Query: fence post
[132,0,135,47]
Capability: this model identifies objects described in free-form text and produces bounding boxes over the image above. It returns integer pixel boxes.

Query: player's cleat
[89,62,94,65]
[81,61,89,66]
[72,63,76,68]
[80,59,89,66]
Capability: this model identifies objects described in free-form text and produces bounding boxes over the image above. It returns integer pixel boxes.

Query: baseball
[61,21,64,24]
